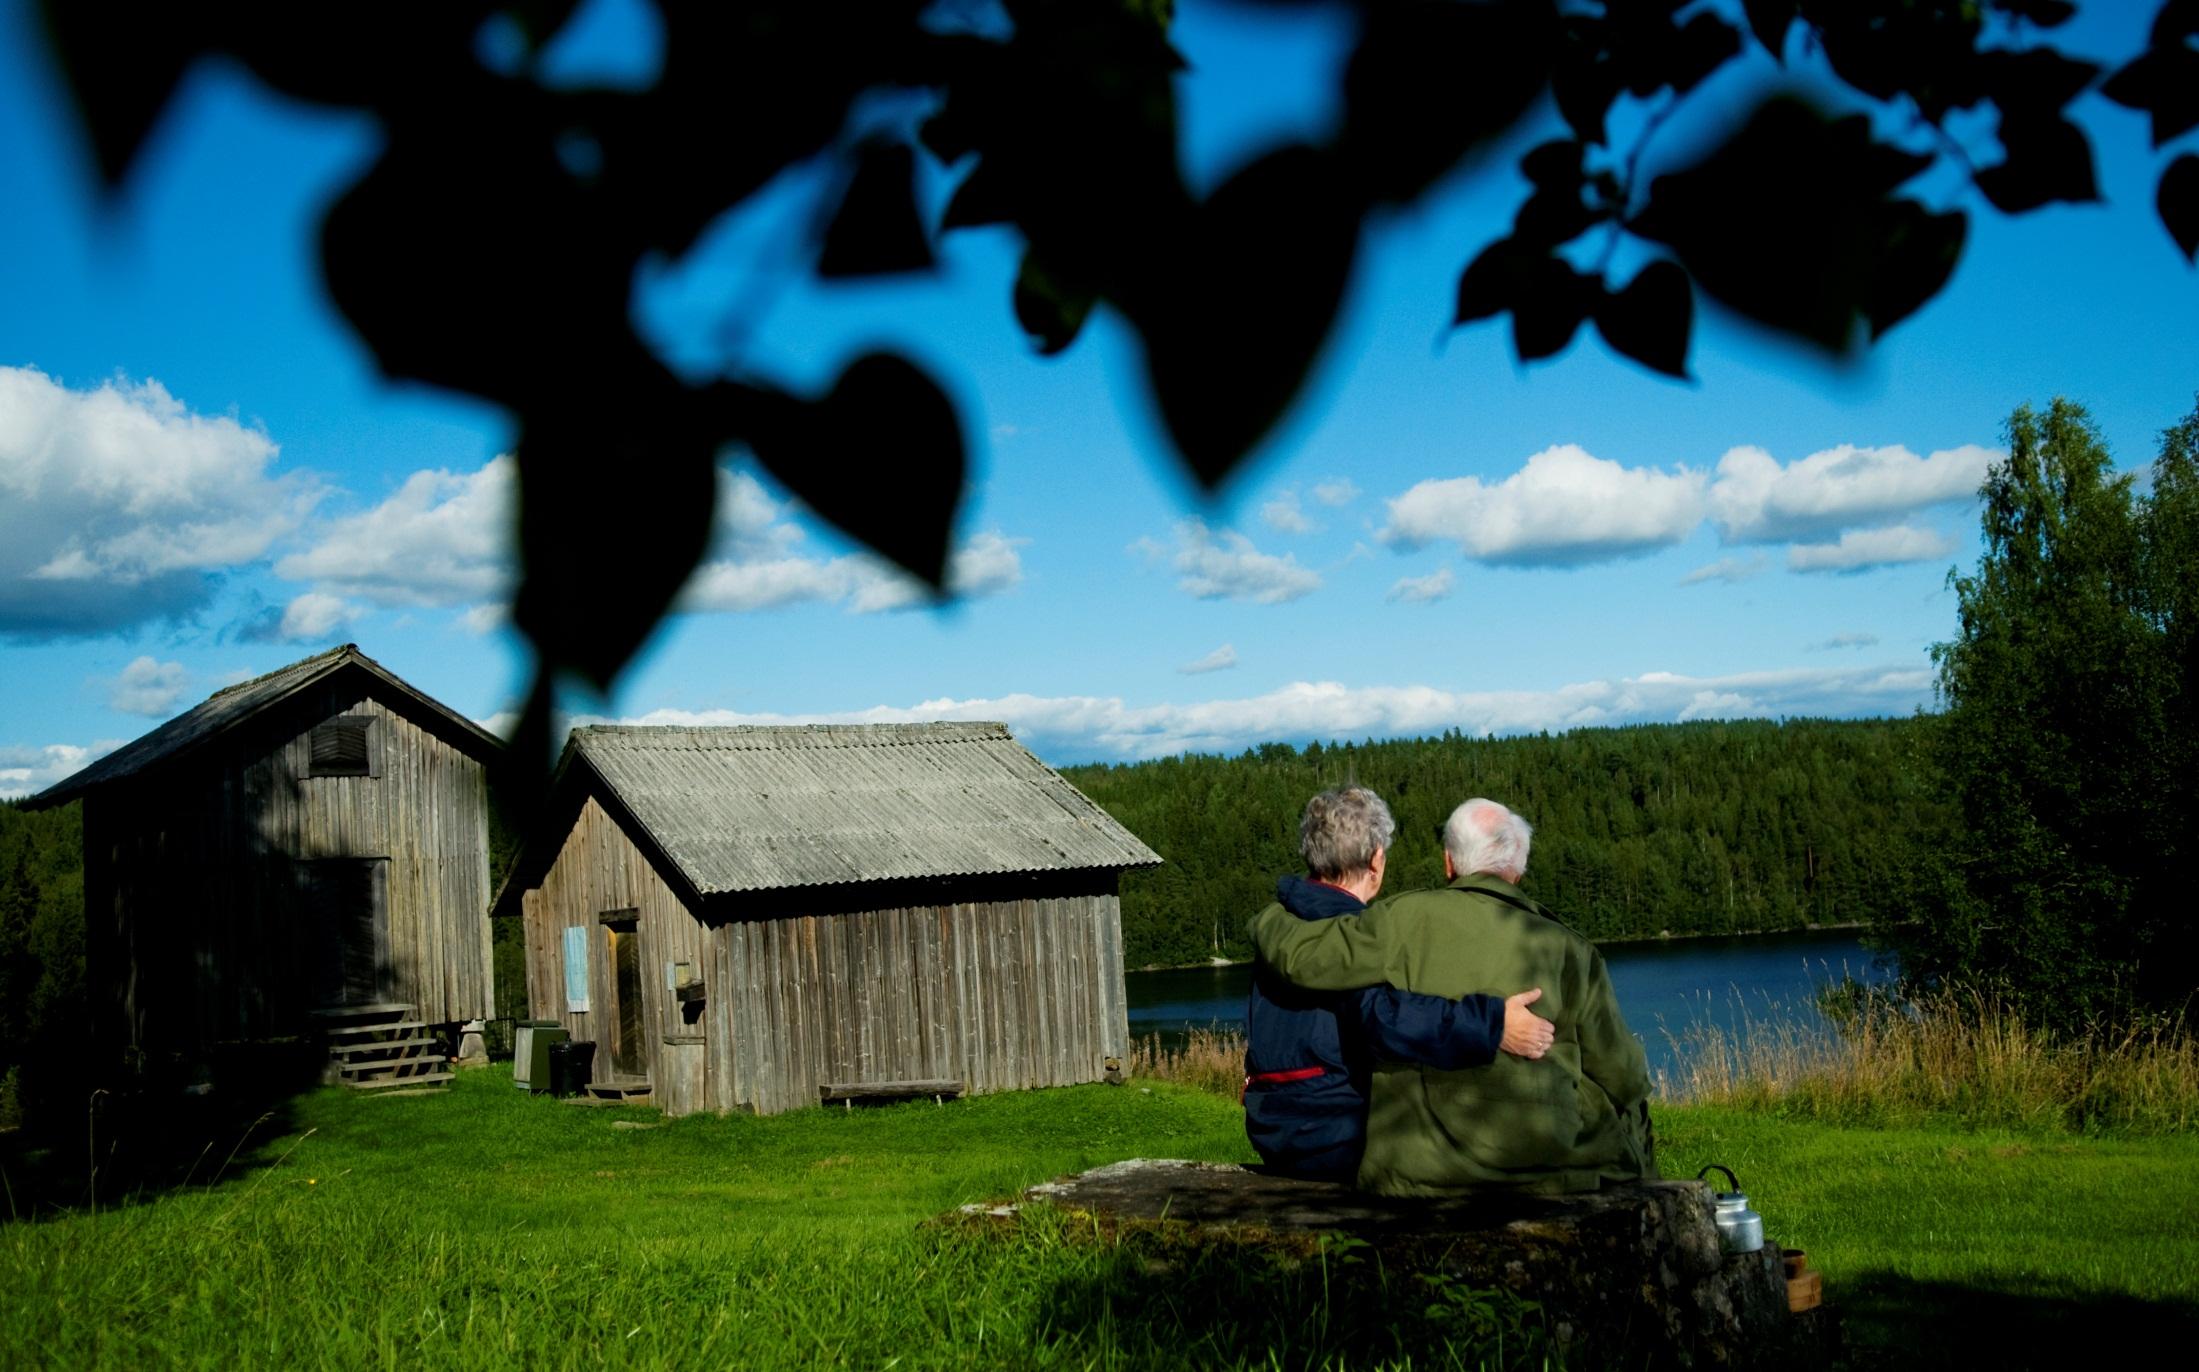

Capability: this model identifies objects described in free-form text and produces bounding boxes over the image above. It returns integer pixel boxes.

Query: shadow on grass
[1840,1272,2199,1370]
[0,1046,321,1223]
[1032,1228,1552,1370]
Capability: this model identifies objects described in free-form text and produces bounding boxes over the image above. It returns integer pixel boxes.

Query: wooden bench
[820,1079,965,1108]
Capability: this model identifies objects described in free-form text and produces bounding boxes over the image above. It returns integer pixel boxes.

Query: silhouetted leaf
[1979,48,2098,111]
[1992,0,2076,25]
[1632,97,1956,351]
[1976,111,2097,213]
[1551,31,1617,144]
[1340,0,1558,203]
[754,353,966,588]
[1131,146,1359,486]
[941,161,1014,230]
[34,0,200,185]
[511,423,718,690]
[1013,251,1097,355]
[819,141,935,278]
[1864,201,1967,339]
[1594,260,1692,378]
[2161,155,2199,263]
[1742,0,1796,58]
[1510,256,1596,362]
[1454,239,1532,324]
[1661,12,1743,96]
[2101,6,2199,150]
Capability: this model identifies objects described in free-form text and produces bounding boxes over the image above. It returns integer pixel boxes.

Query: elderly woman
[1250,796,1656,1195]
[1242,786,1554,1182]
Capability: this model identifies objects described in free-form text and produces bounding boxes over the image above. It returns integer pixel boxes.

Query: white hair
[1443,797,1533,881]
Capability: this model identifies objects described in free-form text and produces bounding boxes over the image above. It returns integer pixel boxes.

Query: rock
[965,1160,1836,1369]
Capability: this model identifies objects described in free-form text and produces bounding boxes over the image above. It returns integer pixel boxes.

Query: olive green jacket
[1247,874,1656,1196]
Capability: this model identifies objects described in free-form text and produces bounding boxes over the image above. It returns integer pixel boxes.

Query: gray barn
[27,645,501,1081]
[495,724,1160,1116]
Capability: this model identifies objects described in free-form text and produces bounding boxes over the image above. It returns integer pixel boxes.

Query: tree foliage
[1906,396,2199,1030]
[32,1,2198,794]
[1063,717,1944,967]
[0,803,86,1127]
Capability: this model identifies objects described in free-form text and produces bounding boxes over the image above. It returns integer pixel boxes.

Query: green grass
[3,1071,2195,1368]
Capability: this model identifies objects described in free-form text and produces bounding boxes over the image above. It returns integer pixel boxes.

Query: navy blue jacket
[1243,875,1508,1181]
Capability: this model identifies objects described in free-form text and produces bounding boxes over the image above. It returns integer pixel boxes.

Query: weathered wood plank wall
[85,679,493,1059]
[520,795,709,1114]
[712,892,1130,1117]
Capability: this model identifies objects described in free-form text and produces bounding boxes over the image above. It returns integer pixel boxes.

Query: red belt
[1240,1065,1328,1103]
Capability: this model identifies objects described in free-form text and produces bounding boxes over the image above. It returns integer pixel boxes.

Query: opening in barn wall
[307,857,393,1007]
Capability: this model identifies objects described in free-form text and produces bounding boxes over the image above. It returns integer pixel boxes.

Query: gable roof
[25,644,502,809]
[522,723,1160,899]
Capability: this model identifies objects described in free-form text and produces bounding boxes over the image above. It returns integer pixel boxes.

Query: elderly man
[1245,787,1555,1182]
[1249,797,1656,1195]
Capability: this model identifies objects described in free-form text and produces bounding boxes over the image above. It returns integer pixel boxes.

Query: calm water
[1124,928,1895,1086]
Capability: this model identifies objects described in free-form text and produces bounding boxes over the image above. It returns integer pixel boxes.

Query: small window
[309,716,380,778]
[563,925,590,1012]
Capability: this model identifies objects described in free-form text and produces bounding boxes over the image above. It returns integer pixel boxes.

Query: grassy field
[3,1070,2195,1369]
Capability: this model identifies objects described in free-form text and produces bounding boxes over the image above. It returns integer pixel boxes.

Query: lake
[1124,927,1895,1086]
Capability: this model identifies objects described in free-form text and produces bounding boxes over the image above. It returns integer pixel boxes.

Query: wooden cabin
[27,644,502,1084]
[494,724,1161,1116]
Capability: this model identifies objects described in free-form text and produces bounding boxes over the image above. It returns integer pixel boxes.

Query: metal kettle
[1697,1164,1765,1254]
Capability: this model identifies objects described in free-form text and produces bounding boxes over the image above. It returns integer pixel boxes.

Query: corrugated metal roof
[567,723,1160,892]
[25,644,502,808]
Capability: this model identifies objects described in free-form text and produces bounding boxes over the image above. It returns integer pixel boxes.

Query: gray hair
[1442,797,1533,881]
[1299,787,1395,880]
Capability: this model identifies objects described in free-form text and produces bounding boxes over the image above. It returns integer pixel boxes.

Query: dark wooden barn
[27,644,502,1088]
[494,724,1161,1116]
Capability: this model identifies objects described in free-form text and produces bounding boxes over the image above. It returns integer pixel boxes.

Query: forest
[1062,716,1945,968]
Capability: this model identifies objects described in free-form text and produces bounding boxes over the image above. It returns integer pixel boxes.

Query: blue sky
[3,0,2195,796]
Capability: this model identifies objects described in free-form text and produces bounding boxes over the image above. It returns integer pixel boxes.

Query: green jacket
[1248,874,1656,1196]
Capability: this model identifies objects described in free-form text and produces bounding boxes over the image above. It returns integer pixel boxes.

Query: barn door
[308,858,390,1007]
[606,920,645,1078]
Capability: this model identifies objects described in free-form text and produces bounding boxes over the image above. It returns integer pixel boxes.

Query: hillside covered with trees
[1063,717,1946,968]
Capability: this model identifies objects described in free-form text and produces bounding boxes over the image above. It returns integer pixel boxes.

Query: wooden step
[347,1071,454,1092]
[339,1053,448,1076]
[324,1020,429,1040]
[330,1038,438,1060]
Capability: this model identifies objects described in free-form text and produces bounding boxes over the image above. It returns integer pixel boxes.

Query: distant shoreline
[1129,921,1876,974]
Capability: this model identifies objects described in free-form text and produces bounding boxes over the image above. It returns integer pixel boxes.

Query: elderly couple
[1242,788,1656,1196]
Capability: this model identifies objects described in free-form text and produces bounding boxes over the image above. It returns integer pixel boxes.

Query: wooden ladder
[310,1003,454,1093]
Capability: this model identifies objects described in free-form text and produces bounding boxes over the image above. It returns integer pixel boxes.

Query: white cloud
[459,604,508,635]
[1811,631,1881,651]
[591,663,1933,763]
[1178,644,1239,675]
[0,739,125,800]
[1679,554,1768,586]
[281,591,363,641]
[1787,525,1955,573]
[106,657,191,717]
[1386,567,1455,603]
[275,456,514,608]
[1381,445,1706,565]
[1311,479,1360,508]
[1135,521,1321,603]
[1260,489,1317,534]
[948,530,1027,598]
[1709,443,1995,542]
[0,366,323,636]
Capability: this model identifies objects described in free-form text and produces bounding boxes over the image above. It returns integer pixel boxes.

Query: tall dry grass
[1664,984,2199,1133]
[1131,992,2199,1133]
[1131,1026,1247,1098]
